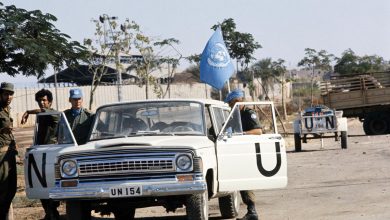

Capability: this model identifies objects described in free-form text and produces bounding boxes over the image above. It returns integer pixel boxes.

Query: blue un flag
[200,27,235,90]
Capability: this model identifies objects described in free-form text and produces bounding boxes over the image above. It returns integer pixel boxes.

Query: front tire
[186,188,209,220]
[341,131,348,149]
[66,200,91,220]
[294,133,302,152]
[218,191,239,218]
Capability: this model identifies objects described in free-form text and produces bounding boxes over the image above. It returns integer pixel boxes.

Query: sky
[2,0,390,87]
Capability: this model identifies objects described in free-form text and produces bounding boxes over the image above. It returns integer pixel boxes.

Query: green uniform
[36,108,60,145]
[240,107,261,218]
[0,106,17,219]
[64,108,94,145]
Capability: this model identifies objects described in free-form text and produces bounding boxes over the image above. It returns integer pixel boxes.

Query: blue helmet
[69,88,83,99]
[224,89,244,103]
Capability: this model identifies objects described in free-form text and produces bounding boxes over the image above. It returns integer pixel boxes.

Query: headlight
[176,154,192,171]
[61,160,78,177]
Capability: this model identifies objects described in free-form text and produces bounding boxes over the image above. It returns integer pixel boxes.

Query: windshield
[90,101,205,140]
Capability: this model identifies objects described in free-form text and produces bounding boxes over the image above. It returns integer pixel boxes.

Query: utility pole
[54,69,59,110]
[99,14,123,102]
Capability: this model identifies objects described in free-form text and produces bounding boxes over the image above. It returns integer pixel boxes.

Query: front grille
[57,149,195,179]
[78,158,175,176]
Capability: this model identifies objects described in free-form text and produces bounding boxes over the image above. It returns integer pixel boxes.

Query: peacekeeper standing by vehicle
[21,89,60,220]
[225,89,262,220]
[64,88,94,145]
[0,82,17,220]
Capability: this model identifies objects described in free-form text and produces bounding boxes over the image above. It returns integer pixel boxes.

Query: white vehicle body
[293,106,348,151]
[24,99,287,220]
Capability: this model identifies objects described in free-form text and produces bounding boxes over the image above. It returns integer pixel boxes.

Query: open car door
[24,111,77,199]
[216,101,287,191]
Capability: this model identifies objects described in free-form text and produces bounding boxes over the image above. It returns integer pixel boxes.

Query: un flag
[200,27,234,90]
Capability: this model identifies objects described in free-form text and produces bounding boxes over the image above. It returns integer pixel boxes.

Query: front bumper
[49,175,206,200]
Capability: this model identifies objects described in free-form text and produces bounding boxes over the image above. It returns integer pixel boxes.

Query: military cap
[0,82,14,93]
[69,88,83,99]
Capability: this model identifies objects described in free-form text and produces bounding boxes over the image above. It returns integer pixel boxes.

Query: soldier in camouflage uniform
[225,89,262,220]
[0,82,17,220]
[64,88,94,145]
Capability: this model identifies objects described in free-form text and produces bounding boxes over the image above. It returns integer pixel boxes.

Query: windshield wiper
[126,130,175,136]
[90,135,127,141]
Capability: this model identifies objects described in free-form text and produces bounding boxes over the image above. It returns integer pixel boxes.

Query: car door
[24,112,77,199]
[215,101,287,191]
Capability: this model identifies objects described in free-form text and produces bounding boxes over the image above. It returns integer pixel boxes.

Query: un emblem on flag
[207,43,230,68]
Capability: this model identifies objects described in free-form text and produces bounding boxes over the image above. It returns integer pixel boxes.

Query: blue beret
[69,88,83,99]
[224,89,244,103]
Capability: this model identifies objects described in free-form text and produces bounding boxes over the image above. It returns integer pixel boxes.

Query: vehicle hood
[59,135,214,154]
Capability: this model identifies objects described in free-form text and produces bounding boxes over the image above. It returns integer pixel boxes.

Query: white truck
[24,99,287,220]
[293,105,348,152]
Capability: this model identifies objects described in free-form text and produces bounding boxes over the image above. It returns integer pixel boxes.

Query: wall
[11,82,291,127]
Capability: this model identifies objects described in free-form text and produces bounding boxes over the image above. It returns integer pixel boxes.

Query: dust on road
[12,118,390,220]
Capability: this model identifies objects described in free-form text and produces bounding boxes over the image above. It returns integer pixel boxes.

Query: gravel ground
[12,118,390,219]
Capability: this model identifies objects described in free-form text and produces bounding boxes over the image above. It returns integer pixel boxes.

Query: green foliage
[0,2,87,78]
[298,48,334,71]
[292,86,319,97]
[186,54,201,65]
[85,15,181,103]
[132,35,182,99]
[250,58,287,92]
[212,18,261,67]
[183,64,200,82]
[84,15,140,107]
[334,49,388,75]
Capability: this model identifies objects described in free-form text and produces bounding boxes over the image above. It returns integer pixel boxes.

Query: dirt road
[13,118,390,219]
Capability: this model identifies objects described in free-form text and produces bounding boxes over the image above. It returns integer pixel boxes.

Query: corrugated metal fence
[11,82,289,127]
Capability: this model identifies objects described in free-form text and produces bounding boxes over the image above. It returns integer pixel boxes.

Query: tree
[185,54,201,81]
[0,3,87,78]
[334,49,388,75]
[251,58,288,119]
[298,48,334,106]
[130,36,182,99]
[251,58,273,98]
[211,18,262,98]
[84,15,139,108]
[271,59,288,120]
[85,15,181,106]
[212,18,261,69]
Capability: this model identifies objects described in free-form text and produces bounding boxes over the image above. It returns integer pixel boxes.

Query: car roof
[96,98,228,110]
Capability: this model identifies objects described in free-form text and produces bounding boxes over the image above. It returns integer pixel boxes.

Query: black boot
[41,200,60,220]
[42,210,60,220]
[237,205,258,220]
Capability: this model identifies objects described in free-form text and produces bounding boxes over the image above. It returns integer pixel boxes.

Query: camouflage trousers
[0,149,17,220]
[240,190,256,208]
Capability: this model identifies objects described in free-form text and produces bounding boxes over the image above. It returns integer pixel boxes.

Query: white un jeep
[293,105,348,152]
[24,99,287,220]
